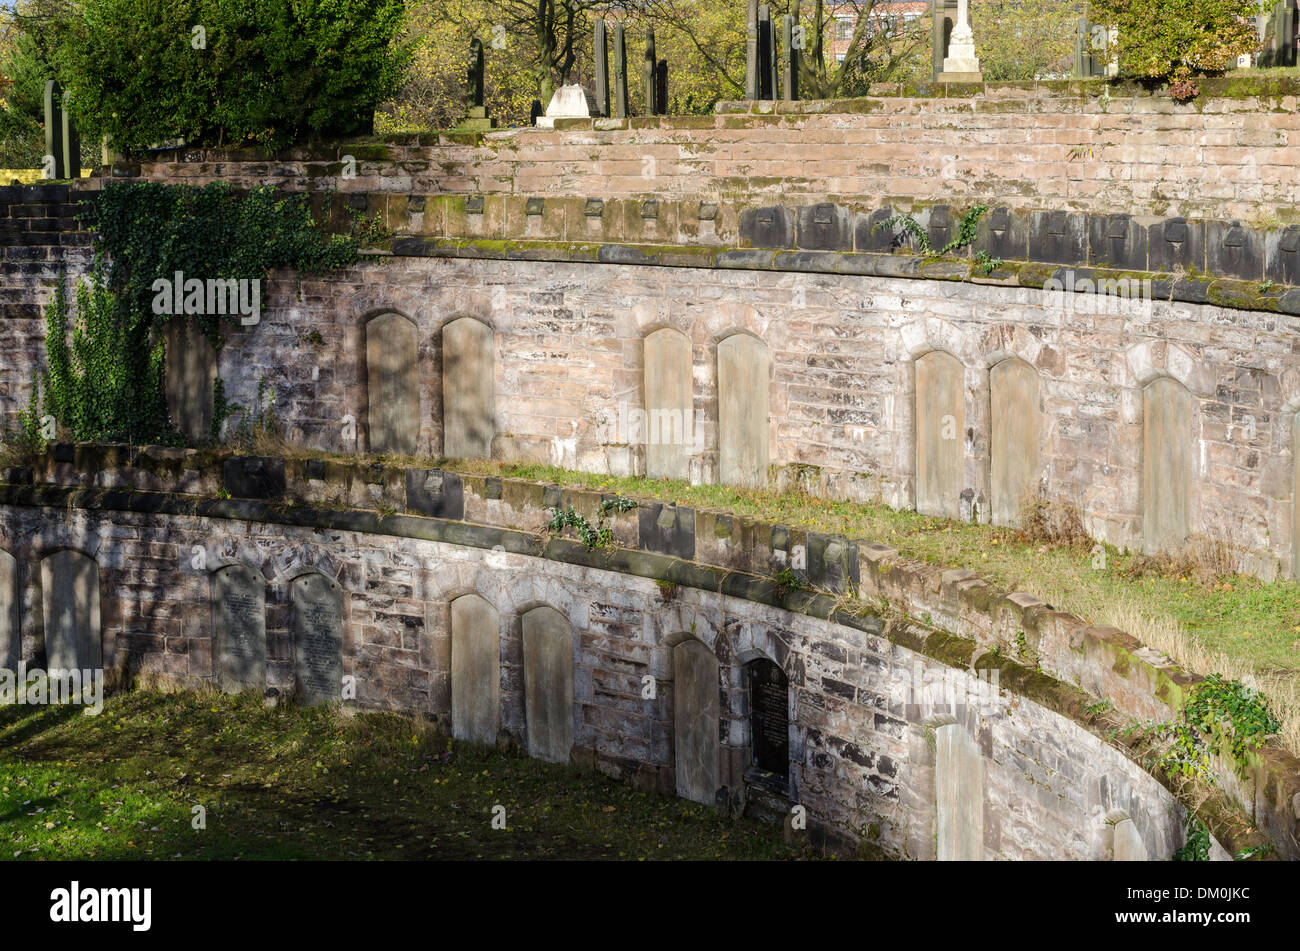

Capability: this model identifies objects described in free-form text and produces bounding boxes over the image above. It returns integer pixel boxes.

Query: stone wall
[0,474,1233,860]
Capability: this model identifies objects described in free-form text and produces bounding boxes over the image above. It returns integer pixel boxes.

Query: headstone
[915,350,965,519]
[674,640,719,803]
[935,722,984,860]
[1142,377,1192,556]
[212,563,266,694]
[758,5,775,100]
[522,606,574,763]
[442,316,495,459]
[450,594,499,745]
[60,92,80,180]
[0,549,17,672]
[747,658,788,777]
[164,320,218,442]
[42,80,66,180]
[746,0,760,99]
[460,38,496,130]
[644,29,657,116]
[594,20,611,117]
[1294,414,1300,580]
[990,357,1040,527]
[614,23,630,118]
[1113,817,1149,860]
[655,59,668,116]
[781,13,799,101]
[366,312,419,455]
[644,327,693,480]
[937,0,982,81]
[766,10,780,100]
[40,550,100,671]
[536,85,591,128]
[291,572,343,706]
[717,334,770,489]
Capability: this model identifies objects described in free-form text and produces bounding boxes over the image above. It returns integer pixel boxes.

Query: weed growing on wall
[547,496,636,551]
[1153,674,1281,780]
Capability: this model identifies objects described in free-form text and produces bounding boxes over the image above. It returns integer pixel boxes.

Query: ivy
[1153,674,1281,781]
[547,496,637,551]
[872,204,994,261]
[1173,817,1211,861]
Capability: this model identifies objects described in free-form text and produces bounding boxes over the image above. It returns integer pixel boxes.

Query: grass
[439,460,1300,752]
[0,690,803,861]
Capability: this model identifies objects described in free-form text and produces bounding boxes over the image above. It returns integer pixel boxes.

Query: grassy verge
[0,691,803,861]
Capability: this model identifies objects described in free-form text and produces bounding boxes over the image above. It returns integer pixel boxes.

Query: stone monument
[460,38,496,130]
[536,85,591,128]
[937,0,982,82]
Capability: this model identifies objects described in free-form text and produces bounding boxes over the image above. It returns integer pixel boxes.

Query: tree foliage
[974,0,1084,81]
[1090,0,1259,80]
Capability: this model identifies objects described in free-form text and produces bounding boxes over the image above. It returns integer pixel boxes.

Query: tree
[800,0,930,98]
[975,0,1084,81]
[1090,0,1259,81]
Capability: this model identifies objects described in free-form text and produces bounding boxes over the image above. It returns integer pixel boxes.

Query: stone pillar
[614,23,630,119]
[758,5,774,100]
[746,0,760,99]
[936,0,982,81]
[781,13,799,101]
[42,80,66,180]
[935,722,983,860]
[644,28,657,116]
[594,20,610,118]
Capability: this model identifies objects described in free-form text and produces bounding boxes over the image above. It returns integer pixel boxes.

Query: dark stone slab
[483,476,503,500]
[855,207,902,253]
[638,502,695,560]
[543,484,563,509]
[748,658,789,777]
[1087,213,1148,270]
[796,203,853,251]
[807,534,858,594]
[1207,220,1263,282]
[405,468,465,520]
[222,456,286,500]
[925,205,952,251]
[1265,224,1300,285]
[1029,210,1086,265]
[1149,217,1205,273]
[974,206,1028,262]
[739,205,795,249]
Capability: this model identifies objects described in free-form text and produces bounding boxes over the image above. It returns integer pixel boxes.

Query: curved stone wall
[0,488,1234,860]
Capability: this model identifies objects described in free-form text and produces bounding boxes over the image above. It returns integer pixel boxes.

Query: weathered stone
[366,312,420,455]
[1087,214,1148,270]
[163,320,218,442]
[450,593,499,744]
[990,357,1040,526]
[1113,817,1148,860]
[222,455,285,500]
[405,468,465,519]
[643,327,693,480]
[915,350,964,519]
[522,605,574,763]
[291,572,343,706]
[212,563,266,694]
[718,334,770,489]
[796,203,852,251]
[0,548,17,671]
[442,317,495,459]
[638,502,695,560]
[1206,220,1263,282]
[935,722,983,860]
[1142,377,1192,555]
[674,639,719,803]
[1029,210,1086,265]
[40,549,100,671]
[739,206,795,249]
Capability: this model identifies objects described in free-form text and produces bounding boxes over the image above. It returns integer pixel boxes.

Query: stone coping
[2,443,1297,857]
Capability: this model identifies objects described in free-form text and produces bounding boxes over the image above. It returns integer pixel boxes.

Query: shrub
[1090,0,1258,83]
[55,0,409,152]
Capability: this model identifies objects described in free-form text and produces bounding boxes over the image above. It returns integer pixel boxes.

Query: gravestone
[522,606,574,763]
[0,549,17,672]
[450,594,500,745]
[674,639,719,803]
[614,23,630,118]
[935,722,984,860]
[989,357,1040,526]
[1113,817,1149,860]
[1294,414,1300,580]
[644,29,657,116]
[717,334,770,489]
[781,13,799,101]
[1142,377,1192,555]
[758,5,775,100]
[644,327,693,480]
[746,0,760,99]
[212,563,266,694]
[164,320,218,442]
[747,658,788,777]
[442,317,495,459]
[291,572,344,706]
[460,38,496,130]
[40,550,100,671]
[42,80,79,180]
[915,350,965,519]
[536,85,591,128]
[594,20,611,117]
[366,312,419,455]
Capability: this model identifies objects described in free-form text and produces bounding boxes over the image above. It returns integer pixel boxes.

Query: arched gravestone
[212,564,266,694]
[521,606,574,763]
[644,328,693,480]
[442,317,495,459]
[1113,817,1149,861]
[935,722,984,861]
[717,334,770,489]
[673,639,719,804]
[1293,414,1300,580]
[450,594,500,744]
[989,357,1040,526]
[163,320,218,441]
[915,350,965,519]
[747,658,788,778]
[0,549,17,672]
[40,550,100,671]
[291,572,344,706]
[1142,377,1192,555]
[366,312,419,455]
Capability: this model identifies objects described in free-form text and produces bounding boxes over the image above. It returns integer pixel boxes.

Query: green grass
[0,691,804,861]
